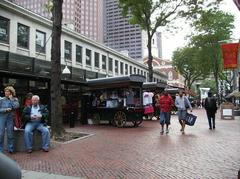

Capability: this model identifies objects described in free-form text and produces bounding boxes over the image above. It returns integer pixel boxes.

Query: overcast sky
[161,0,240,60]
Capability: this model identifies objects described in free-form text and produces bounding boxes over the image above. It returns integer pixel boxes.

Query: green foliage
[172,46,209,88]
[118,0,223,81]
[190,10,234,100]
[200,79,217,94]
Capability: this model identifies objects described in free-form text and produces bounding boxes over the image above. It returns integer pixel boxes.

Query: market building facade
[0,0,167,124]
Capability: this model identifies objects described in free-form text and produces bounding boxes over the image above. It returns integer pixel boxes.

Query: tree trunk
[147,33,153,82]
[51,0,64,138]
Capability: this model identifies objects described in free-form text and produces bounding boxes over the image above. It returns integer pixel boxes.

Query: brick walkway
[6,109,240,179]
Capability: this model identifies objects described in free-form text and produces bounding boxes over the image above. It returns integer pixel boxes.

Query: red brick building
[143,57,185,88]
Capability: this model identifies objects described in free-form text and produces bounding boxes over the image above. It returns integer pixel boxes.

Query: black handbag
[185,113,197,126]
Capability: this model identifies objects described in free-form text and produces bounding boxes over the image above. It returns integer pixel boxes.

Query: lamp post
[61,59,75,127]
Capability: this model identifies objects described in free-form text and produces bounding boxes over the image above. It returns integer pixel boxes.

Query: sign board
[222,109,232,116]
[221,43,239,69]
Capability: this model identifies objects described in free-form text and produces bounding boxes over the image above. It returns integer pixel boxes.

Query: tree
[119,0,223,82]
[200,79,217,94]
[50,0,64,138]
[172,46,210,89]
[190,10,234,102]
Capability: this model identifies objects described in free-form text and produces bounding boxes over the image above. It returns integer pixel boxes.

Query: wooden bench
[4,127,51,152]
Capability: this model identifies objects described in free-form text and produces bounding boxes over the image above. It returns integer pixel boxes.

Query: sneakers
[160,129,164,135]
[42,148,49,152]
[166,128,169,134]
[27,149,32,153]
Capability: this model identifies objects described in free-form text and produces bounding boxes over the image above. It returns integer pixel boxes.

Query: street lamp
[62,61,71,75]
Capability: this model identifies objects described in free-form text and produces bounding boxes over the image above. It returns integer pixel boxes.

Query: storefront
[0,50,88,125]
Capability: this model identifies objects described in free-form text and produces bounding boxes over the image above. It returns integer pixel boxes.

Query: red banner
[221,43,239,69]
[233,0,240,11]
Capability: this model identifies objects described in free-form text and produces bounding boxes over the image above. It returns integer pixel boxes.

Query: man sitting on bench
[22,95,50,153]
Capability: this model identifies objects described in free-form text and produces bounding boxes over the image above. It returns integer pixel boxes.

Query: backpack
[206,97,216,110]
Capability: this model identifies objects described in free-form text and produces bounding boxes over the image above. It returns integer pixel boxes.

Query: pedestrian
[159,90,174,134]
[204,92,217,130]
[24,92,33,107]
[22,95,50,153]
[175,91,192,134]
[0,86,19,153]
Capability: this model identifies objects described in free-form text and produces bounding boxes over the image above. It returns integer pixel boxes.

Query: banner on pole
[221,43,239,69]
[233,0,240,11]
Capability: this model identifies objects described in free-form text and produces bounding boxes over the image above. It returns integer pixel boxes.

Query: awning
[226,90,240,98]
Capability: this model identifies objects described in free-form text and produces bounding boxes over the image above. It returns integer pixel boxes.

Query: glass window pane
[0,16,10,43]
[120,62,123,74]
[17,23,29,49]
[108,57,113,72]
[102,55,106,70]
[94,52,99,68]
[76,45,82,63]
[36,30,46,53]
[125,64,128,75]
[115,60,118,73]
[64,40,72,60]
[86,49,91,66]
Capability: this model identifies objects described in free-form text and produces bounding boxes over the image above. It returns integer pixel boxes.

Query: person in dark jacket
[204,92,217,130]
[22,95,50,153]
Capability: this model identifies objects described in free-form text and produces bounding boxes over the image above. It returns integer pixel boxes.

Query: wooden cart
[86,75,145,127]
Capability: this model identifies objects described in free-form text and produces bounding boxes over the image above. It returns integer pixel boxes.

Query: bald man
[22,95,50,153]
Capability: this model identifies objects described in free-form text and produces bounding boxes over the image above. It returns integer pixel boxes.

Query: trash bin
[0,153,21,179]
[220,102,234,120]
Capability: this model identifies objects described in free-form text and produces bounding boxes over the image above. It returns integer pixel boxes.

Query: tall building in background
[103,0,143,60]
[13,0,103,42]
[142,31,162,59]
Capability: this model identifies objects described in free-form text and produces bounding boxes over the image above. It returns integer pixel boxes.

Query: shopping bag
[184,113,197,126]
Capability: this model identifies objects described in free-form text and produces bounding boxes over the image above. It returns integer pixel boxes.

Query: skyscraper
[103,0,143,60]
[13,0,103,42]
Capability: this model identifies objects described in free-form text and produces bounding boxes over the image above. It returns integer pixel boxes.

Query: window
[125,64,128,75]
[76,45,82,63]
[0,16,10,43]
[129,66,132,74]
[120,62,123,74]
[86,49,91,66]
[36,30,46,53]
[64,40,72,60]
[137,69,140,74]
[168,71,173,80]
[133,67,136,74]
[17,23,29,49]
[102,55,106,70]
[108,57,113,72]
[115,60,118,73]
[94,52,99,68]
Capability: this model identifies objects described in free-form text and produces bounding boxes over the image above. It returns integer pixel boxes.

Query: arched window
[168,71,173,80]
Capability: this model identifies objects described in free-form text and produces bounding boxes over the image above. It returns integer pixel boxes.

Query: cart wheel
[92,113,101,124]
[114,111,127,127]
[132,119,143,127]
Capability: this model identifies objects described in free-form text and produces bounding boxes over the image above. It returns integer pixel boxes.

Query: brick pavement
[5,109,240,179]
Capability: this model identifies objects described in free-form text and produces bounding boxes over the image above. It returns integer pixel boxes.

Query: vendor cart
[86,75,145,127]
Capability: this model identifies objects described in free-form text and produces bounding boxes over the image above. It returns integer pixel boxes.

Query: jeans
[0,114,14,152]
[24,121,50,150]
[160,112,171,125]
[206,111,215,129]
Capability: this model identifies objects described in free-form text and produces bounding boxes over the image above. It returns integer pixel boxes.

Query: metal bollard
[0,153,21,179]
